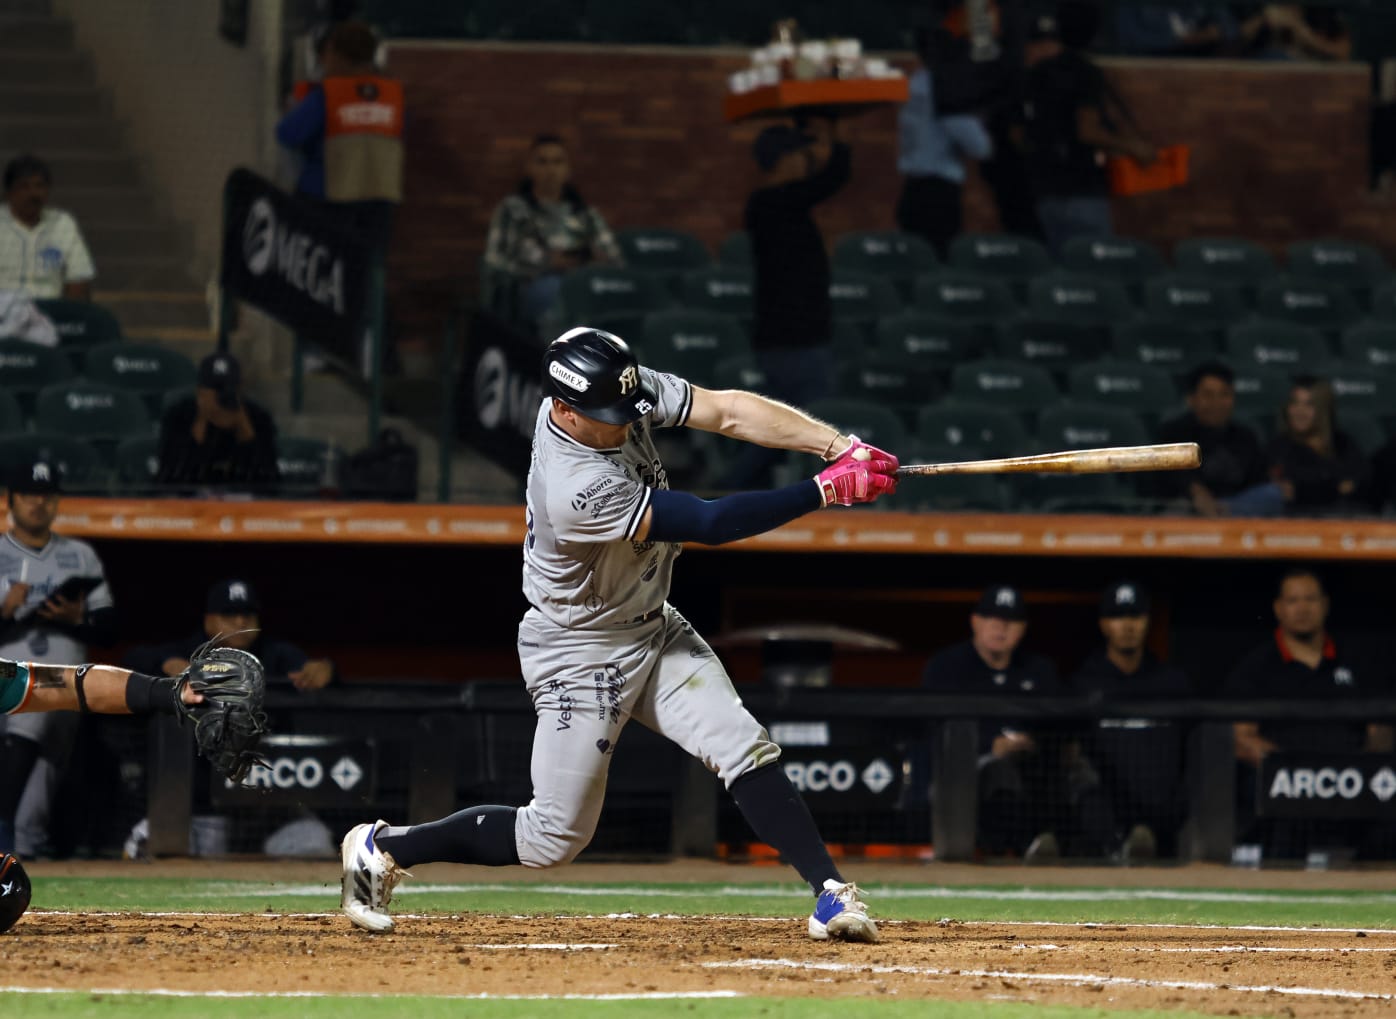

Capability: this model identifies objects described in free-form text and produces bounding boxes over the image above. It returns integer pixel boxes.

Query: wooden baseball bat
[895,442,1200,477]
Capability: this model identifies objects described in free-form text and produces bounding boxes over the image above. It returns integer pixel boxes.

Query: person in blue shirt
[896,27,993,260]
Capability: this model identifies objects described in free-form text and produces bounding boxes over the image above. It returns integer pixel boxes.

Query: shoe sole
[809,913,880,943]
[340,824,394,933]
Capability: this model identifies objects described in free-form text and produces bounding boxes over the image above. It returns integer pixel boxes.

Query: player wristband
[124,672,181,717]
[647,482,822,545]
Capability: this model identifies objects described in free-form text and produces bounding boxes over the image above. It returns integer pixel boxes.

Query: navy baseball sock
[730,762,842,895]
[376,806,520,869]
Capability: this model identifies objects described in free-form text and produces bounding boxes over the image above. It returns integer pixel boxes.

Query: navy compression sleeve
[646,482,822,546]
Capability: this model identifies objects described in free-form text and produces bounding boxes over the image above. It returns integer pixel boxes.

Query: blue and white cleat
[340,820,408,933]
[808,879,879,943]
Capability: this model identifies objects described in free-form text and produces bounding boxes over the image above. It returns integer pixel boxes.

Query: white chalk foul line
[0,987,740,1001]
[1014,943,1396,954]
[703,958,1395,1003]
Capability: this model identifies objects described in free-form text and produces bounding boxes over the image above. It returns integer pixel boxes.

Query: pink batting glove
[830,433,900,471]
[814,456,898,507]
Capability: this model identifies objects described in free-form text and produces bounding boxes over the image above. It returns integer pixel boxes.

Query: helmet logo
[549,361,591,392]
[618,365,639,395]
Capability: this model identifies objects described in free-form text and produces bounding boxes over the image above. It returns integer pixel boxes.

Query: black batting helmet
[542,326,658,425]
[0,853,32,934]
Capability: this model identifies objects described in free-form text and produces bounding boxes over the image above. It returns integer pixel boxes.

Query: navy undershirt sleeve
[647,482,822,546]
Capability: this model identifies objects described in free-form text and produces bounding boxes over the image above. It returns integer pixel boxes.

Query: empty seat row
[0,339,197,418]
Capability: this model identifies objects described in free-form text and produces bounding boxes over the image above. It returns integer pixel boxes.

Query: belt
[626,607,663,625]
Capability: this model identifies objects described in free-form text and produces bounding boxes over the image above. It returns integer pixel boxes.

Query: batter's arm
[684,386,851,460]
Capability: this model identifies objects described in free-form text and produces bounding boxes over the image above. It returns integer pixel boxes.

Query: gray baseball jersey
[512,368,781,868]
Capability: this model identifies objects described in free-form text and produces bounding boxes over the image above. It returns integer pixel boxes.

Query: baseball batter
[342,327,899,940]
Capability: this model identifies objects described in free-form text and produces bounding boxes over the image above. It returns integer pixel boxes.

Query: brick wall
[385,43,1381,340]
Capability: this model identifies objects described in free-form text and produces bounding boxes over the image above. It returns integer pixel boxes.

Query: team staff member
[0,461,116,855]
[921,585,1078,861]
[1224,568,1393,860]
[1070,581,1190,862]
[341,327,897,941]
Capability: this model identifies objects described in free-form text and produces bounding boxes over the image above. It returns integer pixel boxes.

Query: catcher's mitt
[174,642,269,785]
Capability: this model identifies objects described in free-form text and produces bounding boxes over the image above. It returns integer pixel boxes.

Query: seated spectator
[1070,581,1191,862]
[1240,4,1351,62]
[1265,376,1368,516]
[1148,360,1283,517]
[921,585,1104,860]
[156,352,279,492]
[482,134,621,332]
[122,578,334,691]
[1223,569,1392,861]
[0,154,94,300]
[1114,4,1238,56]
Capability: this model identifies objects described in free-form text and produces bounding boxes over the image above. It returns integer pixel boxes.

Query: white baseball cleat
[808,879,879,943]
[340,820,408,933]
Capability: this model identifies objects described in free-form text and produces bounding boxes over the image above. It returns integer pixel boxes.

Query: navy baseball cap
[975,585,1025,622]
[6,459,62,495]
[752,124,814,171]
[207,578,261,615]
[1100,580,1151,618]
[197,351,242,410]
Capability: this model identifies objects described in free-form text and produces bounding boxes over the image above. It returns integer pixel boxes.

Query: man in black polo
[921,584,1077,860]
[1070,581,1191,862]
[1223,568,1393,860]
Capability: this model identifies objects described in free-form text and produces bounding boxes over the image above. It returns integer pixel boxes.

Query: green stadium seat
[912,271,1019,332]
[82,341,199,418]
[1143,274,1247,336]
[680,266,754,322]
[710,352,766,392]
[114,434,161,492]
[0,338,74,416]
[32,298,123,370]
[829,270,902,337]
[804,397,909,453]
[833,230,939,301]
[897,442,1008,511]
[1335,410,1386,456]
[0,390,22,434]
[558,265,673,342]
[1318,362,1394,420]
[874,313,987,379]
[1224,321,1331,373]
[1110,319,1219,377]
[1172,237,1277,299]
[947,233,1052,299]
[916,400,1031,457]
[1370,281,1396,322]
[1221,359,1291,423]
[641,309,748,385]
[1339,321,1396,372]
[833,351,939,420]
[0,431,102,491]
[717,231,751,266]
[1022,473,1138,514]
[949,358,1061,417]
[996,318,1108,374]
[1061,235,1166,298]
[34,380,152,458]
[1286,238,1389,305]
[1254,277,1361,335]
[615,227,711,296]
[1066,359,1180,421]
[1035,402,1151,453]
[275,436,344,496]
[1027,271,1134,327]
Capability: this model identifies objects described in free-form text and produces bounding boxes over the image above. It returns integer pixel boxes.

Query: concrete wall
[53,0,285,285]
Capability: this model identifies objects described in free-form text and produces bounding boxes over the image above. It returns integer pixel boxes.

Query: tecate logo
[549,360,591,392]
[243,198,276,275]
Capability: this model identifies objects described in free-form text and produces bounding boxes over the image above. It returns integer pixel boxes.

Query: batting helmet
[0,853,32,934]
[542,326,658,425]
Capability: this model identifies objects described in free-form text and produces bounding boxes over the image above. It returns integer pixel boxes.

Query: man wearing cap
[921,585,1073,860]
[1069,581,1191,862]
[122,578,333,691]
[0,459,116,855]
[156,351,280,490]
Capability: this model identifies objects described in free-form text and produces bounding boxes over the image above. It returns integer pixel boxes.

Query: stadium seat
[1023,473,1138,514]
[804,397,909,453]
[912,271,1019,333]
[32,298,123,370]
[1336,410,1386,456]
[1172,237,1278,299]
[0,338,74,416]
[897,442,1008,511]
[949,358,1060,417]
[1370,281,1396,322]
[832,230,939,301]
[947,233,1052,299]
[614,227,711,295]
[82,341,199,418]
[558,265,673,341]
[1339,321,1396,373]
[717,231,751,266]
[1035,402,1151,452]
[1318,362,1394,421]
[1221,359,1291,423]
[1224,321,1331,373]
[710,352,766,392]
[34,380,152,458]
[833,351,939,420]
[0,431,102,491]
[641,309,749,385]
[114,434,161,492]
[1061,235,1166,298]
[276,436,344,496]
[1026,271,1134,327]
[1254,277,1361,336]
[828,270,902,333]
[1110,319,1219,378]
[915,400,1031,458]
[0,389,22,434]
[874,313,987,380]
[996,318,1109,374]
[1066,359,1180,422]
[1142,274,1248,337]
[1286,238,1389,306]
[680,266,754,323]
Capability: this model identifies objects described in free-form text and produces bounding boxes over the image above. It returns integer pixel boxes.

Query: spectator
[0,459,116,856]
[155,351,280,492]
[482,134,622,332]
[1223,569,1392,861]
[1114,4,1239,56]
[1069,581,1190,862]
[721,116,850,489]
[122,578,334,692]
[1265,376,1369,516]
[1240,4,1351,62]
[1148,360,1283,517]
[897,27,994,259]
[1020,1,1157,255]
[921,585,1102,860]
[0,154,94,301]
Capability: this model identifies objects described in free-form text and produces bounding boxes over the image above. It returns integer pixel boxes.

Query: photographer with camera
[156,351,279,492]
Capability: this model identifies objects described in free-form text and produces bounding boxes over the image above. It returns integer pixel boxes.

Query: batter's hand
[814,455,897,507]
[828,433,900,471]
